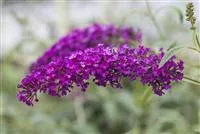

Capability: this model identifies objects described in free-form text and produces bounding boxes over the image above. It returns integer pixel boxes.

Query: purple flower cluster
[17,44,183,106]
[30,23,142,71]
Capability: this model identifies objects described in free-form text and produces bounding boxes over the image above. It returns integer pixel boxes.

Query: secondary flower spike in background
[30,23,142,71]
[17,44,184,106]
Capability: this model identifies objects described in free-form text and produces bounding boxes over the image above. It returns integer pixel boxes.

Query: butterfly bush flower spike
[17,44,183,106]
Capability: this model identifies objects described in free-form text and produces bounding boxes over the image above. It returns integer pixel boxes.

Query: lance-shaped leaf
[156,6,184,23]
[159,43,184,68]
[183,76,200,86]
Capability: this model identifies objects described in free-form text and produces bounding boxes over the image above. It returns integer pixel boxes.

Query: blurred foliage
[1,1,200,134]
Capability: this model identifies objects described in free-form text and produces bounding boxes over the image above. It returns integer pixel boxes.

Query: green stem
[140,87,152,106]
[192,29,198,48]
[191,29,200,50]
[146,0,165,40]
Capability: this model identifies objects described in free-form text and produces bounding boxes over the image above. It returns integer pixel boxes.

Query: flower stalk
[140,87,152,106]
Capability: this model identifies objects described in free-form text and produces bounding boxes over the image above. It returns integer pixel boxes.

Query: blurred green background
[1,0,200,134]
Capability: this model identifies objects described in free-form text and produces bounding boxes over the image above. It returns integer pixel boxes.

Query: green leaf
[195,34,200,49]
[170,6,184,23]
[187,47,200,53]
[156,6,184,23]
[183,76,200,86]
[153,40,176,50]
[159,44,184,68]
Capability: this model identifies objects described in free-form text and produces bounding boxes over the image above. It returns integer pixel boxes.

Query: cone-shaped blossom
[30,23,142,71]
[17,44,184,106]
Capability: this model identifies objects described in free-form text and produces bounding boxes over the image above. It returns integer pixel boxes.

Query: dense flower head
[30,23,142,71]
[17,44,183,106]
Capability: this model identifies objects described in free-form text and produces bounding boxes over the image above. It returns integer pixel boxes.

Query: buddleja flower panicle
[30,23,142,71]
[17,44,183,106]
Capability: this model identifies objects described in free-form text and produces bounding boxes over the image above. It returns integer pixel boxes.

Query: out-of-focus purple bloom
[17,44,184,106]
[30,23,141,71]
